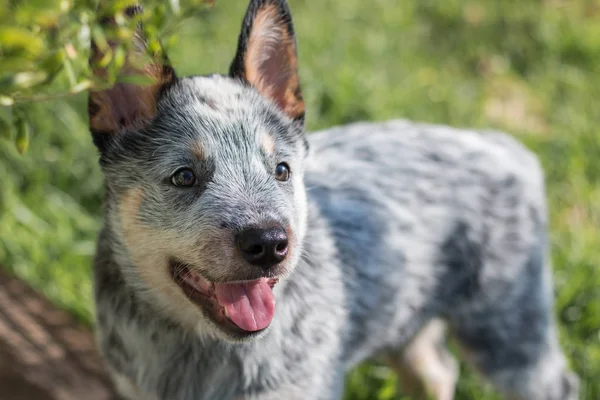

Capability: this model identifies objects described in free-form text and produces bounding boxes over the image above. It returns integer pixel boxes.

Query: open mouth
[169,260,278,335]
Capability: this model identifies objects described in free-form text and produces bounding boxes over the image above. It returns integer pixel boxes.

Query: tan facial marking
[118,188,204,328]
[119,188,172,293]
[260,132,276,155]
[191,141,206,161]
[119,187,150,254]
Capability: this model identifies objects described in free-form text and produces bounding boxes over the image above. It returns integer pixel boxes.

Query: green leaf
[0,27,44,56]
[14,116,30,154]
[62,55,77,87]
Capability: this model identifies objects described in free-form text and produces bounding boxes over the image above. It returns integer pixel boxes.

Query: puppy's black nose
[237,227,289,268]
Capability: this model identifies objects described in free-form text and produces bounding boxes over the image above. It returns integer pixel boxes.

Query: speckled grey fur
[90,1,579,399]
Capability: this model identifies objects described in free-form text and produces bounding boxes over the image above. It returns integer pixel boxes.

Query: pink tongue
[214,279,275,332]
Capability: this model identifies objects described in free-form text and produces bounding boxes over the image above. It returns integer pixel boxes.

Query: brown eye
[171,168,197,187]
[275,163,290,181]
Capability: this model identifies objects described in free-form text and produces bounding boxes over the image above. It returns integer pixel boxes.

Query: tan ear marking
[231,1,304,121]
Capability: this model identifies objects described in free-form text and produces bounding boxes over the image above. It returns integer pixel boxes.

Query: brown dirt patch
[0,269,119,400]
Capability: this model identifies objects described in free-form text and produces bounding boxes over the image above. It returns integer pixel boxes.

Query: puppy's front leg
[393,319,458,400]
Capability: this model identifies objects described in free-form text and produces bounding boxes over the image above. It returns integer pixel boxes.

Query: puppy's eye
[171,168,197,187]
[274,163,290,182]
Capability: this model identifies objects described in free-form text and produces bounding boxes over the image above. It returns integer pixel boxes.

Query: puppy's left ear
[229,0,304,122]
[89,5,175,138]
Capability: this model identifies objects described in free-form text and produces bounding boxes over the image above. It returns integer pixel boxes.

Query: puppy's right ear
[229,0,304,122]
[88,5,175,149]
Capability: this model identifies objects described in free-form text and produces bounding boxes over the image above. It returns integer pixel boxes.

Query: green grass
[1,0,599,398]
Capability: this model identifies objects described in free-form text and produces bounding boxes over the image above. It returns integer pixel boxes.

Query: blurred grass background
[1,0,599,398]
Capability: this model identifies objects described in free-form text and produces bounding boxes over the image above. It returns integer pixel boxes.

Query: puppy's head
[89,0,308,341]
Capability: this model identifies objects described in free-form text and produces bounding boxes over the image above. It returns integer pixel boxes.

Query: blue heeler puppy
[88,1,579,399]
